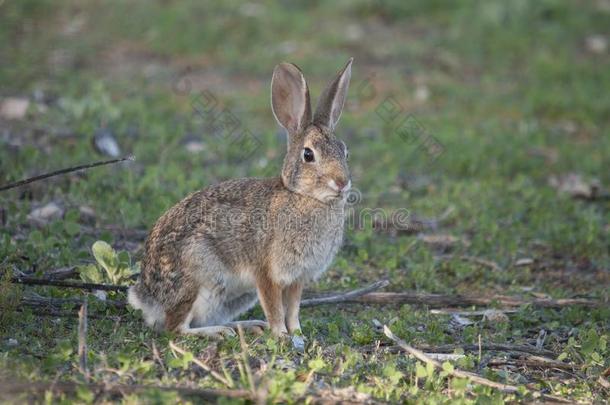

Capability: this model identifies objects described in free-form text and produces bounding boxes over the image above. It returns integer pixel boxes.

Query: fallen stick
[12,276,128,292]
[19,280,390,314]
[438,255,502,272]
[366,342,555,357]
[486,357,574,370]
[383,325,571,403]
[78,301,89,381]
[169,341,233,388]
[383,325,520,393]
[301,280,390,307]
[0,155,134,192]
[17,279,601,313]
[350,292,600,308]
[23,294,126,308]
[430,308,519,316]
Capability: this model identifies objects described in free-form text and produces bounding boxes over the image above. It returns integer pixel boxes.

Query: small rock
[27,202,64,225]
[549,173,602,199]
[0,98,30,120]
[414,84,430,102]
[93,128,121,158]
[291,335,305,353]
[585,35,607,54]
[420,234,461,247]
[79,205,96,224]
[483,309,509,324]
[371,318,383,332]
[182,134,205,154]
[515,258,534,267]
[451,314,475,327]
[93,290,107,301]
[6,338,18,347]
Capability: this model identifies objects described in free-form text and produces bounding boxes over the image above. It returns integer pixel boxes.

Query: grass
[1,0,609,403]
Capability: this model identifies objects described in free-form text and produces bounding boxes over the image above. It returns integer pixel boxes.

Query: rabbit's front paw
[286,317,301,334]
[270,322,288,337]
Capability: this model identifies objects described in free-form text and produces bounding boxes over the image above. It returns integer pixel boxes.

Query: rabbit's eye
[303,147,315,163]
[345,149,349,160]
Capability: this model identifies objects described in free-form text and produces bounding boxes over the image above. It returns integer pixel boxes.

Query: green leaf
[308,358,326,372]
[442,361,454,373]
[415,363,427,378]
[63,221,80,236]
[79,264,103,283]
[92,240,118,277]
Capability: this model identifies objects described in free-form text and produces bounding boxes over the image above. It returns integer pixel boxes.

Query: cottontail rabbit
[129,59,353,337]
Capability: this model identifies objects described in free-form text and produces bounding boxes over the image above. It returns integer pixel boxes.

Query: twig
[11,276,128,292]
[236,326,256,396]
[151,340,168,378]
[43,267,78,280]
[301,280,389,307]
[364,342,555,357]
[438,255,502,272]
[486,357,574,370]
[0,155,135,192]
[168,341,233,388]
[384,326,572,402]
[383,325,521,393]
[22,294,126,309]
[536,329,547,350]
[78,301,89,381]
[349,291,600,308]
[430,308,519,316]
[15,307,119,320]
[0,380,251,402]
[598,375,610,390]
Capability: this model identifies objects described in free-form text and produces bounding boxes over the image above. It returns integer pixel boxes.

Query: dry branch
[12,276,128,292]
[486,357,574,370]
[301,280,390,307]
[438,254,502,272]
[365,342,555,357]
[23,294,126,309]
[0,156,134,192]
[78,301,89,380]
[169,341,233,388]
[383,325,571,402]
[383,325,520,393]
[350,291,600,308]
[16,307,118,320]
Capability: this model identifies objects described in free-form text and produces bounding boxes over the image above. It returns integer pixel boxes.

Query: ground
[0,0,609,403]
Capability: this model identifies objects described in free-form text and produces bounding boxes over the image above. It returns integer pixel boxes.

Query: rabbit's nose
[330,179,351,192]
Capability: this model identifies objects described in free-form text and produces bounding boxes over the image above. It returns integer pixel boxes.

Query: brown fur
[129,59,354,336]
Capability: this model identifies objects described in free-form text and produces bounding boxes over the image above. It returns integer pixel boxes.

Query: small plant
[79,240,135,285]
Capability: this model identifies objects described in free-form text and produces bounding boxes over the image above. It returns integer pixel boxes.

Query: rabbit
[128,58,353,337]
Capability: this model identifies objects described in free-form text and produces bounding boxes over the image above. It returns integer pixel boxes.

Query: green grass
[1,0,609,403]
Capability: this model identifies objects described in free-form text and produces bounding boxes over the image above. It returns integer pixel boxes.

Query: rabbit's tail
[128,283,166,330]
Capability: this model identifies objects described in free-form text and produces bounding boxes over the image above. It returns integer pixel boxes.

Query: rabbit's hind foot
[226,320,268,335]
[180,325,237,338]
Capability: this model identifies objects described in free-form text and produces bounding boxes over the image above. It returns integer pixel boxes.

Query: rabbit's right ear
[271,63,312,134]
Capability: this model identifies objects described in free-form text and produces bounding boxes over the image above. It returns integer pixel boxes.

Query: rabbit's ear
[271,63,312,134]
[313,58,353,131]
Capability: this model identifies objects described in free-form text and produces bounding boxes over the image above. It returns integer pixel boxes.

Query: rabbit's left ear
[313,58,353,131]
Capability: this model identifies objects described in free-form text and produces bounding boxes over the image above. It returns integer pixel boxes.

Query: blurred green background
[0,0,608,402]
